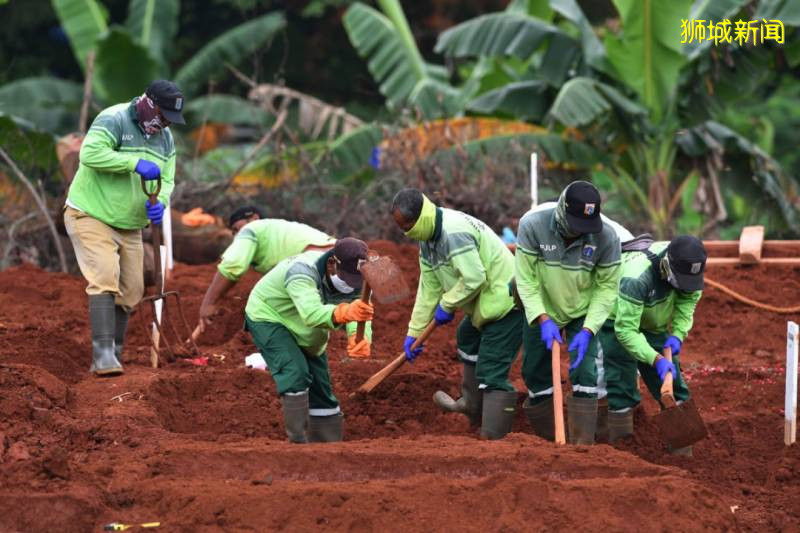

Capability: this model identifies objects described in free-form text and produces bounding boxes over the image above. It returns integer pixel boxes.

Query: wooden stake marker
[738,225,764,264]
[786,321,799,446]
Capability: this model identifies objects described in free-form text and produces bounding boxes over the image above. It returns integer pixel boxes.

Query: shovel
[353,320,437,394]
[353,253,411,344]
[137,176,199,367]
[552,340,567,445]
[653,347,708,449]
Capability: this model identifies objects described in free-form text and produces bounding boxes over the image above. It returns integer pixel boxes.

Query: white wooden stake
[786,321,799,446]
[530,152,538,209]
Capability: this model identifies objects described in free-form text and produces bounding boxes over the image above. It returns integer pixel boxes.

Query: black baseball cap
[228,206,264,228]
[564,181,603,234]
[146,80,185,125]
[667,235,707,291]
[333,237,368,288]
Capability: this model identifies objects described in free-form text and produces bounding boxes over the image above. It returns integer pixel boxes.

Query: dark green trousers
[522,316,601,402]
[597,320,690,411]
[456,309,523,392]
[245,317,339,415]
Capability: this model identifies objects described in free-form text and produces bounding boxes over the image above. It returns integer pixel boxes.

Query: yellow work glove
[332,300,374,324]
[347,335,371,358]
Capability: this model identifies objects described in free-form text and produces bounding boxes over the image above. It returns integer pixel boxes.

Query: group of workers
[64,80,706,452]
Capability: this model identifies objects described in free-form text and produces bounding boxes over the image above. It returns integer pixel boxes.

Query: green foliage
[604,0,693,121]
[93,28,159,104]
[548,77,646,127]
[125,0,180,74]
[50,0,108,70]
[467,81,549,121]
[174,12,286,97]
[0,114,57,173]
[184,95,272,127]
[0,77,84,135]
[319,123,382,181]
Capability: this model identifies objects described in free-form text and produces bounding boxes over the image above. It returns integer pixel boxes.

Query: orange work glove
[332,300,374,324]
[347,335,371,358]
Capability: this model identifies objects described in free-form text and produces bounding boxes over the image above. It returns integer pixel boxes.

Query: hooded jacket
[406,200,515,337]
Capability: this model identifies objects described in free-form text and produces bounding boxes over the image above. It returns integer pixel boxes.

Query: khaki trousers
[64,206,144,312]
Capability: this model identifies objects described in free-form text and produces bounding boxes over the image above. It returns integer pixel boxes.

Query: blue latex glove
[404,335,423,362]
[540,319,563,350]
[433,304,454,326]
[654,357,678,383]
[135,159,161,181]
[568,328,593,371]
[145,199,164,225]
[663,335,682,355]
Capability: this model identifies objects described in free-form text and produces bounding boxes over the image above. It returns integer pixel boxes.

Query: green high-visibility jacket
[218,219,336,281]
[245,250,370,356]
[407,207,515,337]
[611,241,702,365]
[67,100,175,229]
[515,206,622,333]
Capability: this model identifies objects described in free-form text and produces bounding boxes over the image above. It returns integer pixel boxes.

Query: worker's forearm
[201,271,236,310]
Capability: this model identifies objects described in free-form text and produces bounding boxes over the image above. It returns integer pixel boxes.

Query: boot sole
[94,368,124,376]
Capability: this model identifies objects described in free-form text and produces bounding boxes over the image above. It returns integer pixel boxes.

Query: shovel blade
[653,397,708,450]
[360,256,410,304]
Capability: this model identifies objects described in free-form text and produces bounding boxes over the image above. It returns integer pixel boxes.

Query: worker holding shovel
[597,236,706,455]
[192,207,371,354]
[244,237,373,443]
[392,188,522,440]
[515,181,621,445]
[63,80,185,376]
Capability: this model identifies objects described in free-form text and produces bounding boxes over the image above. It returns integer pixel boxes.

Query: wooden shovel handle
[354,280,372,343]
[355,321,437,394]
[660,346,674,398]
[552,341,566,445]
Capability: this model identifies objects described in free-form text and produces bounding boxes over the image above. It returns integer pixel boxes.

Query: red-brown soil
[1,242,798,531]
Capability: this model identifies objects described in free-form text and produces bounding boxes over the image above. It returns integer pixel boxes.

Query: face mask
[330,274,355,293]
[555,188,581,239]
[660,256,681,290]
[404,195,436,241]
[135,94,165,135]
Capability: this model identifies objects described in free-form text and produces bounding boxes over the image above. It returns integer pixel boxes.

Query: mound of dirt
[0,241,799,530]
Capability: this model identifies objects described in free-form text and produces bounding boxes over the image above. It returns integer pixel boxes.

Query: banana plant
[0,0,286,135]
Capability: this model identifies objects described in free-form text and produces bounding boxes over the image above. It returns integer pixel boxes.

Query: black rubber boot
[433,363,482,426]
[608,410,634,443]
[566,396,597,445]
[88,294,123,376]
[522,397,555,441]
[596,396,609,442]
[114,305,129,361]
[281,392,309,443]
[479,390,517,440]
[308,413,344,443]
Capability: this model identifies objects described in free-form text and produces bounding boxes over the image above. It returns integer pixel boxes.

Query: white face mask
[660,256,681,290]
[330,274,355,293]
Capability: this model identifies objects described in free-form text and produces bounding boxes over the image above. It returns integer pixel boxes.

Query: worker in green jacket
[392,188,522,440]
[244,237,373,443]
[192,207,365,353]
[64,80,184,376]
[598,236,706,455]
[515,181,622,444]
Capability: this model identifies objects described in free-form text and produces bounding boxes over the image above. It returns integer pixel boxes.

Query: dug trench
[0,240,798,531]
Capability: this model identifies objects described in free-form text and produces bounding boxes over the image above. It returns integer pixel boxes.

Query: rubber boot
[433,364,482,426]
[280,392,309,443]
[308,413,344,443]
[479,390,517,440]
[88,294,123,376]
[114,305,129,362]
[608,410,634,443]
[522,397,555,441]
[596,396,609,442]
[669,445,693,457]
[566,396,597,445]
